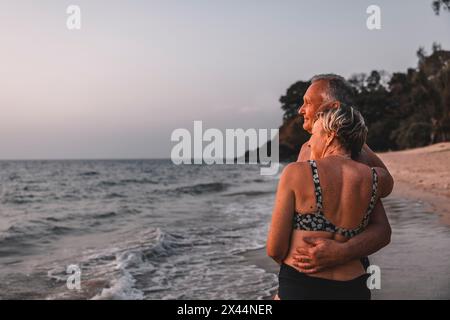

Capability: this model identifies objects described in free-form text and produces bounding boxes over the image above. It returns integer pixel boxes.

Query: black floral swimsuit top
[293,160,378,238]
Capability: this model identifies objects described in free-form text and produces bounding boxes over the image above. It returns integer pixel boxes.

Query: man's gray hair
[310,74,355,105]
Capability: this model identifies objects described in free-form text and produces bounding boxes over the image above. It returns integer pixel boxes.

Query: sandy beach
[244,142,450,300]
[378,142,450,224]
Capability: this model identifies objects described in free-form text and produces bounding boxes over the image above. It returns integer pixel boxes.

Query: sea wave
[221,190,273,197]
[169,182,229,196]
[0,221,76,253]
[79,171,100,177]
[98,178,158,188]
[45,228,181,299]
[1,192,43,205]
[0,161,279,299]
[91,251,145,300]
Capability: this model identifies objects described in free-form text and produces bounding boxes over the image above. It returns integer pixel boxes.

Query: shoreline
[242,142,450,300]
[377,142,450,225]
[240,248,279,300]
[384,179,450,225]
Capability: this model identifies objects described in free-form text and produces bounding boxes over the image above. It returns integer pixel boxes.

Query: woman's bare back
[283,155,379,280]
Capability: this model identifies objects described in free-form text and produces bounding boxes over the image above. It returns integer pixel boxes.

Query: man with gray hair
[310,74,355,106]
[290,74,393,274]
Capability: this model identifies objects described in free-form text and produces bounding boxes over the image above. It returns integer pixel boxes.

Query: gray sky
[1,0,449,159]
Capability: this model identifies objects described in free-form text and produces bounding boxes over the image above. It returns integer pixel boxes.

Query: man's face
[298,81,327,133]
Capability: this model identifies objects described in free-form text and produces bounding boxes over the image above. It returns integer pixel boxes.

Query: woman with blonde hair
[267,105,392,299]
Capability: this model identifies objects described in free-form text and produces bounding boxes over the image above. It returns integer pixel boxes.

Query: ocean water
[0,160,279,299]
[371,196,450,299]
[0,160,448,300]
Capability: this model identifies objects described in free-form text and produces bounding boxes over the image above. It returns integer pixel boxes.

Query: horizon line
[0,157,172,161]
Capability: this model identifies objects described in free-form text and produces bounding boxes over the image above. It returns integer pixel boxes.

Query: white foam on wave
[91,251,144,300]
[44,189,278,300]
[43,227,170,300]
[89,228,172,300]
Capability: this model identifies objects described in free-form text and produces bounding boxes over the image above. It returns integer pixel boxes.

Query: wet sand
[378,142,450,224]
[244,142,450,300]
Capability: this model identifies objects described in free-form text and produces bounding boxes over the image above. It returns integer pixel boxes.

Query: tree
[432,42,442,53]
[417,47,427,66]
[276,47,450,160]
[350,70,395,151]
[279,81,310,120]
[348,73,367,93]
[432,0,450,14]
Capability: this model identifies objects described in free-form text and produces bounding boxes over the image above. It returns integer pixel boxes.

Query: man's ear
[317,100,340,112]
[331,101,340,109]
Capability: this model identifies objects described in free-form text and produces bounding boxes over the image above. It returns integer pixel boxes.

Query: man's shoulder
[352,144,372,166]
[354,144,385,168]
[300,141,310,151]
[297,141,311,162]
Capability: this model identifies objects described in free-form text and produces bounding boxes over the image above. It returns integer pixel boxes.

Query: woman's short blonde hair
[315,105,368,157]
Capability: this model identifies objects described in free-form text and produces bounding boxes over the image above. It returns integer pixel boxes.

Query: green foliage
[279,47,450,153]
[392,121,433,149]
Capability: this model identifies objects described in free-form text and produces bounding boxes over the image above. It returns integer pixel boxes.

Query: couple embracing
[267,74,393,300]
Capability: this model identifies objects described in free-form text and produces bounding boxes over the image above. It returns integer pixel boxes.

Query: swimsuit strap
[308,160,324,214]
[335,167,379,237]
[360,167,379,226]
